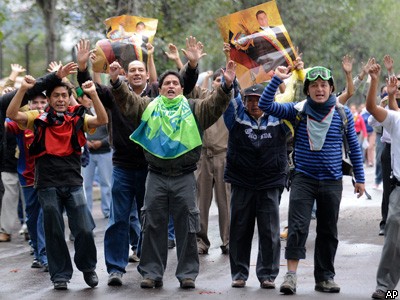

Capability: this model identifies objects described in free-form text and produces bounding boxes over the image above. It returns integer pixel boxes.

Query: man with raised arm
[6,63,108,290]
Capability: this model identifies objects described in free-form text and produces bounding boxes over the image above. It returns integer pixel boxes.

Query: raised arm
[181,36,207,69]
[387,76,399,111]
[146,43,157,83]
[366,62,387,123]
[165,43,184,70]
[109,61,150,122]
[338,54,354,104]
[383,54,394,77]
[81,80,108,128]
[76,39,91,72]
[8,64,26,83]
[6,75,35,127]
[193,60,235,130]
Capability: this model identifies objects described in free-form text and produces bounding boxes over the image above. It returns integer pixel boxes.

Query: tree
[36,0,58,64]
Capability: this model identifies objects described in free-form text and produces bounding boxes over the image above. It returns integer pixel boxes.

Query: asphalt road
[0,166,398,300]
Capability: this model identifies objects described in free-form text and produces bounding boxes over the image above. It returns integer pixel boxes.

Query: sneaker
[260,280,275,289]
[0,232,11,242]
[83,271,99,288]
[280,273,297,294]
[315,279,340,293]
[231,279,246,288]
[31,259,42,268]
[140,278,163,288]
[371,289,386,299]
[128,251,140,263]
[107,272,123,286]
[168,239,176,249]
[180,278,195,289]
[53,281,68,290]
[379,228,385,236]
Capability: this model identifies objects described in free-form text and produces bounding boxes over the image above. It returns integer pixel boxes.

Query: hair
[256,10,267,19]
[128,60,147,72]
[158,70,184,87]
[136,21,145,28]
[46,82,73,98]
[212,69,224,81]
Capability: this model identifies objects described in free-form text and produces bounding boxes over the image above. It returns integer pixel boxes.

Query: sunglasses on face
[306,66,332,81]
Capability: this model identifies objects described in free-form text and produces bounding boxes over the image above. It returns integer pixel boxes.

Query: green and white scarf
[130,94,202,159]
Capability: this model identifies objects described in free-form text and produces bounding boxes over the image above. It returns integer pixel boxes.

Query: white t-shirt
[382,110,400,180]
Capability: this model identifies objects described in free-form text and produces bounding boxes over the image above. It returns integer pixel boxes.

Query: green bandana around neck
[130,95,202,159]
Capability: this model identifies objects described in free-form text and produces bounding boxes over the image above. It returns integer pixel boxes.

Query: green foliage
[1,0,400,99]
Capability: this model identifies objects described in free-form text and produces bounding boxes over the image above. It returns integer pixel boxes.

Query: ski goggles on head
[306,66,332,81]
[75,86,84,98]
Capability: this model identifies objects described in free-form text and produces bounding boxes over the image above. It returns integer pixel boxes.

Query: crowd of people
[0,31,398,300]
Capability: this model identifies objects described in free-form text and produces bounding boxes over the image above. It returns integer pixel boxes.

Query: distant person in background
[78,85,113,219]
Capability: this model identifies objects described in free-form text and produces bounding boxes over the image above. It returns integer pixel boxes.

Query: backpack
[285,102,353,190]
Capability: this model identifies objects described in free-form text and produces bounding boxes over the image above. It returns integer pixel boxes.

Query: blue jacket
[223,93,289,190]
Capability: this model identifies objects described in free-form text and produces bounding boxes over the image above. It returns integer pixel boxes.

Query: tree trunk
[36,0,57,64]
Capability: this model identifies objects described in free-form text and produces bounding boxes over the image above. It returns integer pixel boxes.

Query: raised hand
[293,56,304,71]
[383,55,394,74]
[76,39,91,70]
[181,36,207,68]
[146,43,154,56]
[368,61,380,81]
[222,60,236,88]
[55,62,78,79]
[386,75,398,96]
[275,66,292,80]
[47,61,62,73]
[109,61,122,82]
[81,80,96,97]
[165,43,180,61]
[11,63,26,74]
[20,75,36,91]
[342,54,353,74]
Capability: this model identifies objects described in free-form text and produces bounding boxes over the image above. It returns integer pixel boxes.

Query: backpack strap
[335,103,350,159]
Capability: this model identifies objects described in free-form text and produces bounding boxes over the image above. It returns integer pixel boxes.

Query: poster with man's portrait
[217,0,296,89]
[92,15,158,73]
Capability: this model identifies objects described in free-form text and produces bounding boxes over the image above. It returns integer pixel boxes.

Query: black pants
[229,185,280,283]
[285,172,342,283]
[380,143,393,230]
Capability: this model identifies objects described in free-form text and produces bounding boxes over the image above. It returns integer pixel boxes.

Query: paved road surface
[0,166,398,299]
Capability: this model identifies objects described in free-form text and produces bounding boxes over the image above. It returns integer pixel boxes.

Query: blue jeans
[168,215,175,240]
[82,151,112,218]
[38,186,97,283]
[23,186,47,265]
[104,166,147,274]
[129,197,141,254]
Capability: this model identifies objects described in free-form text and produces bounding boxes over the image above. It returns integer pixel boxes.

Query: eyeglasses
[306,66,332,81]
[75,86,84,98]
